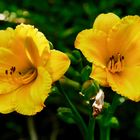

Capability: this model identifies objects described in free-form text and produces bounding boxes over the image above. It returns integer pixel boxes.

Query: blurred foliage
[1,0,140,140]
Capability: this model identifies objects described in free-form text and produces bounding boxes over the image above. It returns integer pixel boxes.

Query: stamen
[13,67,16,72]
[122,56,124,60]
[19,72,22,75]
[14,68,37,85]
[5,70,8,75]
[5,66,37,85]
[107,53,124,73]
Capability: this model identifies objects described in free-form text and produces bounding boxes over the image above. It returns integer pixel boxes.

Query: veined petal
[0,47,18,67]
[93,13,120,34]
[107,66,140,102]
[75,29,108,67]
[15,24,50,57]
[0,47,31,80]
[9,37,33,71]
[90,64,108,86]
[45,50,70,82]
[0,93,15,113]
[14,67,52,115]
[0,29,30,71]
[108,15,140,56]
[0,47,31,94]
[25,37,40,67]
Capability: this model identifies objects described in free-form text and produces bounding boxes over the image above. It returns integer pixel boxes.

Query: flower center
[107,53,124,73]
[5,66,37,85]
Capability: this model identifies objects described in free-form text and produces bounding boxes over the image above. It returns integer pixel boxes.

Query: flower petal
[0,27,14,48]
[90,64,108,86]
[107,67,140,102]
[0,48,23,94]
[0,93,14,113]
[93,13,120,34]
[15,24,50,57]
[108,15,140,57]
[0,47,34,94]
[45,50,70,82]
[25,37,40,67]
[75,29,108,67]
[0,29,31,71]
[14,67,52,115]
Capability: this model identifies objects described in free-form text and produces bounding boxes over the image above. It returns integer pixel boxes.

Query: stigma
[107,53,124,73]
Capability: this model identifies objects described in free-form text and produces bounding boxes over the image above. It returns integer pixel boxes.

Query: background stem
[99,94,121,140]
[27,116,38,140]
[88,116,95,140]
[57,81,88,140]
[99,126,110,140]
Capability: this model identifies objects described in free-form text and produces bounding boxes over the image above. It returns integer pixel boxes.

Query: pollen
[107,53,124,73]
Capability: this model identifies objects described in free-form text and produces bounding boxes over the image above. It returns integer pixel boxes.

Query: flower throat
[5,66,37,85]
[107,53,124,73]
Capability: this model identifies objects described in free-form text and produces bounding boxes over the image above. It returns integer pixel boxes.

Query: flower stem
[99,126,110,140]
[88,115,95,140]
[57,81,88,140]
[99,94,121,140]
[27,116,38,140]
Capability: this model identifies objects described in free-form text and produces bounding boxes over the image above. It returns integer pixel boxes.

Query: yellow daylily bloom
[75,13,140,101]
[0,24,70,115]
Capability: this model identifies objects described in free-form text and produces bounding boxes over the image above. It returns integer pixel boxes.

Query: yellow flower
[75,13,140,102]
[0,24,70,115]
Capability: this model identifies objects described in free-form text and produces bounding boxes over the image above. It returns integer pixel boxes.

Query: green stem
[57,81,88,140]
[99,126,110,140]
[99,94,121,140]
[27,116,38,140]
[88,116,95,140]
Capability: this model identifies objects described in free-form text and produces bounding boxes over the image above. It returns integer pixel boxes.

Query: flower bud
[81,80,99,100]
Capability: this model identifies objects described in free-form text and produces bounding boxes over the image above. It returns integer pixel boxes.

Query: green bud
[81,80,100,100]
[81,65,92,82]
[57,107,75,124]
[49,41,54,49]
[108,117,119,128]
[66,67,81,81]
[66,50,82,65]
[66,53,78,64]
[72,50,81,60]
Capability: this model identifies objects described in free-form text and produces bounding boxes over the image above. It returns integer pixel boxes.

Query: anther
[19,72,22,75]
[5,70,8,75]
[13,67,16,72]
[10,66,16,73]
[10,67,13,71]
[112,55,114,59]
